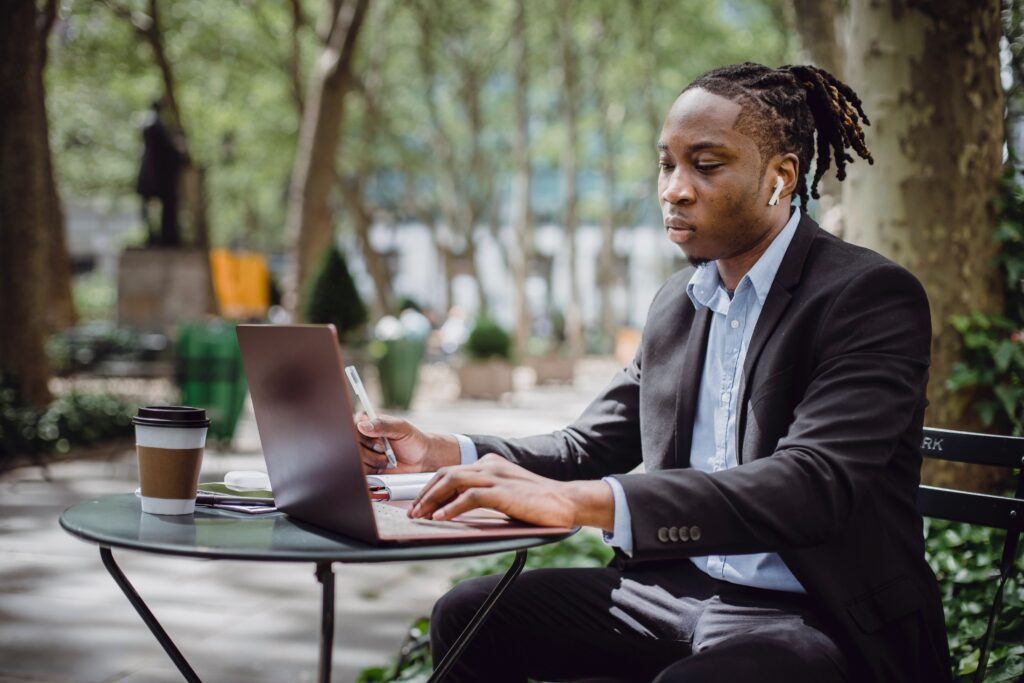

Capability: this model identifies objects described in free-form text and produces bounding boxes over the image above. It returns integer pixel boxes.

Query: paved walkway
[0,359,619,683]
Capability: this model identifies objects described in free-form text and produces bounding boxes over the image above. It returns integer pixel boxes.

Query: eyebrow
[657,141,730,153]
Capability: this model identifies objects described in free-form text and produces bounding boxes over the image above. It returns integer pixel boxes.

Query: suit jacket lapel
[736,213,819,463]
[673,306,711,469]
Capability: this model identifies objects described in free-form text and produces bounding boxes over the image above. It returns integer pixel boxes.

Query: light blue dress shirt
[457,207,805,593]
[603,207,805,593]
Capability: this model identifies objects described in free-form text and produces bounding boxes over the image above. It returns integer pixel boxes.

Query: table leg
[315,562,335,683]
[99,546,202,683]
[427,549,528,683]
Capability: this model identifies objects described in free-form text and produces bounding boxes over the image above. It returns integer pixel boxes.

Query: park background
[1,0,1024,681]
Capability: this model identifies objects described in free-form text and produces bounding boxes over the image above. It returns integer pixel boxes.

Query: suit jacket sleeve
[611,262,931,559]
[466,347,645,481]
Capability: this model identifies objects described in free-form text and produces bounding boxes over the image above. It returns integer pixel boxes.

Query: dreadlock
[684,62,873,207]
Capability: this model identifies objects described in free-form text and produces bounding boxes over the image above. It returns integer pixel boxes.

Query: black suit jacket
[470,213,951,682]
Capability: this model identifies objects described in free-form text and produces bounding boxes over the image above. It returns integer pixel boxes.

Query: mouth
[665,218,696,244]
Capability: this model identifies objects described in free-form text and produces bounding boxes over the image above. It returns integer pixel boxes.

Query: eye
[695,163,722,173]
[658,160,674,171]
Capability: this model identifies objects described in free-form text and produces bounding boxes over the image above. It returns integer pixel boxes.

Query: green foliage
[72,271,117,321]
[47,323,168,376]
[0,373,135,469]
[947,312,1024,434]
[357,532,612,682]
[924,519,1024,681]
[463,317,512,361]
[302,247,368,343]
[948,167,1024,435]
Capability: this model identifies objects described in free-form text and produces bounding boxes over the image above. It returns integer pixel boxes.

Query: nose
[660,169,695,205]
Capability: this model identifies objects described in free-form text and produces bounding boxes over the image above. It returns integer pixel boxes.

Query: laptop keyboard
[373,502,473,536]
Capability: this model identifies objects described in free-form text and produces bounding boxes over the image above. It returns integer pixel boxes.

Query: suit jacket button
[657,527,669,543]
[679,526,689,542]
[690,526,702,541]
[668,526,679,542]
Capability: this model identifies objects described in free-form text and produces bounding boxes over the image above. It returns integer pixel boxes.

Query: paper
[366,472,436,501]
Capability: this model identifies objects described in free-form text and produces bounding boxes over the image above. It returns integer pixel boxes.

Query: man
[357,63,951,682]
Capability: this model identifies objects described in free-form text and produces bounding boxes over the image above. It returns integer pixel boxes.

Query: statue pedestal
[118,247,212,330]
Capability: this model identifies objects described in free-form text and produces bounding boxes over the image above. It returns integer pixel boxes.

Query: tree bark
[559,0,584,359]
[0,0,54,406]
[843,0,1005,489]
[283,0,370,313]
[510,0,533,359]
[35,0,76,331]
[790,0,845,236]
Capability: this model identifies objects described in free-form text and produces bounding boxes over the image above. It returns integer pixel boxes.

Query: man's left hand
[409,454,585,528]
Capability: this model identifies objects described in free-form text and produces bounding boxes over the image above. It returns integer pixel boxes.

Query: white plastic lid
[224,470,271,491]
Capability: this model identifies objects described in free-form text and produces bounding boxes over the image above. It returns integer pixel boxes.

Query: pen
[345,365,398,469]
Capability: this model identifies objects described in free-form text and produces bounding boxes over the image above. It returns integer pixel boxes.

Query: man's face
[658,88,776,266]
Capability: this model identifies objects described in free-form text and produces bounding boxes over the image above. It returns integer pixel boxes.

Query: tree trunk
[32,0,74,331]
[843,0,1005,490]
[0,0,54,406]
[283,0,370,313]
[341,177,394,318]
[790,0,845,236]
[559,0,584,359]
[510,0,533,359]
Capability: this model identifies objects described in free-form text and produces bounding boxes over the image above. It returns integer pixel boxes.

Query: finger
[356,414,413,439]
[358,442,390,471]
[411,469,494,518]
[432,488,490,521]
[357,434,385,453]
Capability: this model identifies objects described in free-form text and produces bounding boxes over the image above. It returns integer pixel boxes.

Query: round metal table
[60,494,576,682]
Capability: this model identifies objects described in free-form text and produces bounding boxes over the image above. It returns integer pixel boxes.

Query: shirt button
[720,392,730,403]
[730,319,739,329]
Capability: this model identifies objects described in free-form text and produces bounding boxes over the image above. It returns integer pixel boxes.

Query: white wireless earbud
[768,177,784,206]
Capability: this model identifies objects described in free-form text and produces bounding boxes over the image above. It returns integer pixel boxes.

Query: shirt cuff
[601,476,634,557]
[453,434,478,466]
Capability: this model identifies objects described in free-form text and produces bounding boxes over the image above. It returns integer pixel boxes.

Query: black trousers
[430,560,850,682]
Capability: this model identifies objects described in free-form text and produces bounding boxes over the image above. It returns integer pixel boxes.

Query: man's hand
[355,413,461,474]
[409,454,615,530]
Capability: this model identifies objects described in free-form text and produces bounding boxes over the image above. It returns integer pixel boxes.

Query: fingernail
[358,421,372,432]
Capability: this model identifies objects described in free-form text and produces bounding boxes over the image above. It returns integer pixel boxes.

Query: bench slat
[918,486,1024,530]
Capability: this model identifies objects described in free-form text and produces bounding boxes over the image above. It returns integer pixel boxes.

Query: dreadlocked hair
[684,62,873,207]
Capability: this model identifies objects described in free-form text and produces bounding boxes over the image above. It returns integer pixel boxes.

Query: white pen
[345,365,398,469]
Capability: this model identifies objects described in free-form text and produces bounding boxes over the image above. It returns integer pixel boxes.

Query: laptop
[236,324,573,544]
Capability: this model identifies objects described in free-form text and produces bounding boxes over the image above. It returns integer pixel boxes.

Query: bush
[302,246,368,343]
[925,519,1024,681]
[0,373,135,471]
[463,316,512,361]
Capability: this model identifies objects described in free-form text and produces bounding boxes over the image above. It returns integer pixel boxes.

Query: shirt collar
[686,207,802,310]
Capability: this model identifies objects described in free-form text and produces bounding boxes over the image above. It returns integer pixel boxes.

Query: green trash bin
[175,321,247,443]
[373,337,426,411]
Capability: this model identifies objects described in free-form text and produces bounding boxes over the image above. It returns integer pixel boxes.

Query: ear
[770,153,800,202]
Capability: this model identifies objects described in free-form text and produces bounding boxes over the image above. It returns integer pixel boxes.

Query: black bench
[918,427,1024,682]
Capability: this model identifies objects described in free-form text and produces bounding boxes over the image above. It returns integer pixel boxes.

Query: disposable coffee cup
[133,406,210,515]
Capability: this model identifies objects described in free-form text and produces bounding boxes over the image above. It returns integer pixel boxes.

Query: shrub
[925,519,1024,681]
[0,373,135,471]
[302,246,368,343]
[463,316,512,361]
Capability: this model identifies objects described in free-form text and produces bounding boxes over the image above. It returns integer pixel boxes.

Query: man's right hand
[355,414,462,475]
